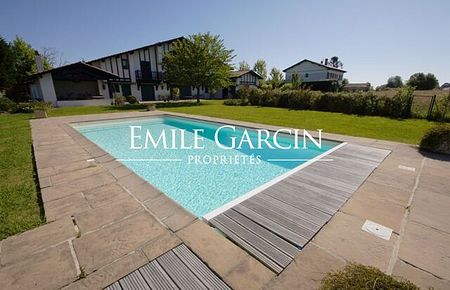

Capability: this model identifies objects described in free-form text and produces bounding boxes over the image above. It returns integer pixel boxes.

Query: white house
[213,70,262,98]
[29,37,212,106]
[283,59,346,91]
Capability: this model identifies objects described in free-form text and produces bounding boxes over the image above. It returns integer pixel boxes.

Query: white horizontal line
[267,158,334,162]
[117,158,183,162]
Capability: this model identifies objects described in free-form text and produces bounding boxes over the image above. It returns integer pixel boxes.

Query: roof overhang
[283,59,347,73]
[29,62,119,82]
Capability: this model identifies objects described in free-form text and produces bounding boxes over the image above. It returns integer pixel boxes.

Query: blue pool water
[73,116,338,217]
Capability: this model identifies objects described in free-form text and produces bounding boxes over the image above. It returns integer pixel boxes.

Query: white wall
[39,73,57,105]
[285,61,344,82]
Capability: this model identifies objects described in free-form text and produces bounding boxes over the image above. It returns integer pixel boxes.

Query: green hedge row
[230,86,415,119]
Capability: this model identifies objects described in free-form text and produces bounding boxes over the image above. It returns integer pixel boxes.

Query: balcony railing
[240,81,257,85]
[135,70,165,82]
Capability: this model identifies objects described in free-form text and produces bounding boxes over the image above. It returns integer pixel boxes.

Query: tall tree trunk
[196,86,200,103]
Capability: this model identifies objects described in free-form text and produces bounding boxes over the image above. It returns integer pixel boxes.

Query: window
[121,58,129,70]
[305,73,309,78]
[327,72,330,79]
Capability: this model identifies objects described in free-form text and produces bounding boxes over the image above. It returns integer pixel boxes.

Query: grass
[47,103,146,117]
[0,113,44,240]
[161,100,440,144]
[320,263,418,290]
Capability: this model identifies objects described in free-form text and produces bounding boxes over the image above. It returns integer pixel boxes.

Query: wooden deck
[104,244,230,290]
[208,143,390,273]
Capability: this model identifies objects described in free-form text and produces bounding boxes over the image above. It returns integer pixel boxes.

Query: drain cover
[362,220,392,240]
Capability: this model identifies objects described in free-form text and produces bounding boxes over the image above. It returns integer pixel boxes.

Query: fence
[411,94,449,121]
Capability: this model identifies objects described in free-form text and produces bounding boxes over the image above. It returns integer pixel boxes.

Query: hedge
[228,87,415,119]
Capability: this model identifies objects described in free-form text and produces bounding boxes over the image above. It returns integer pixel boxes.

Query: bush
[13,102,34,113]
[320,263,418,290]
[125,95,138,104]
[0,96,16,112]
[223,99,242,106]
[171,87,180,100]
[243,86,415,119]
[419,125,450,154]
[114,96,126,105]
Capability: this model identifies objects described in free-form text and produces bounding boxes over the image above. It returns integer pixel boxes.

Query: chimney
[34,50,44,73]
[324,58,328,66]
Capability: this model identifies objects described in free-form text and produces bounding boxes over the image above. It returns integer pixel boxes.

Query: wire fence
[412,94,450,121]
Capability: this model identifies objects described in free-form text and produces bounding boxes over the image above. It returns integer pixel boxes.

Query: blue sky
[1,0,448,86]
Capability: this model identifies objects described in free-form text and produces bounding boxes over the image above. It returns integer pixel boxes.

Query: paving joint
[387,157,425,274]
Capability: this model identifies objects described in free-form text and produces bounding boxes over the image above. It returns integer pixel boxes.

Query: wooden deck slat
[214,214,292,267]
[208,143,390,274]
[119,271,151,290]
[242,198,316,239]
[105,282,122,290]
[263,181,339,217]
[225,209,300,258]
[210,217,284,273]
[173,244,230,290]
[233,204,309,246]
[280,178,346,209]
[251,193,326,229]
[157,251,207,290]
[139,261,178,290]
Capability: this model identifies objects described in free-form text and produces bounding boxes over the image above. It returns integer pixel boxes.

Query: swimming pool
[73,116,339,217]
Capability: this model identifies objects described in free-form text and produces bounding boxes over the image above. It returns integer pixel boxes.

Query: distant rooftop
[283,59,347,73]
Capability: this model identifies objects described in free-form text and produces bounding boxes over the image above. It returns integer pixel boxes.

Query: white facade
[284,59,346,83]
[87,38,208,101]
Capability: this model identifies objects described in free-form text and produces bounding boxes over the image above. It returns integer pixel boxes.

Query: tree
[291,73,301,89]
[328,56,343,68]
[0,37,15,93]
[162,33,234,103]
[269,67,283,88]
[386,75,403,88]
[407,73,439,90]
[253,59,267,80]
[238,60,250,71]
[40,47,67,68]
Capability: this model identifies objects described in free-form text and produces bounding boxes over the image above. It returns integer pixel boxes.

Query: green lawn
[0,113,44,240]
[161,100,439,144]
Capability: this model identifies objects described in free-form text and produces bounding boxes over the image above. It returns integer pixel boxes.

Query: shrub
[114,96,126,105]
[33,101,53,112]
[125,95,138,104]
[13,102,34,113]
[320,263,418,290]
[223,99,242,106]
[419,125,450,154]
[171,87,180,100]
[235,85,251,105]
[0,96,16,112]
[248,88,263,106]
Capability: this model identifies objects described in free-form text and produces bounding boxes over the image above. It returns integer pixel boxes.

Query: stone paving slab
[410,188,450,234]
[313,212,398,271]
[41,172,116,203]
[45,192,91,221]
[82,183,130,209]
[399,221,450,281]
[392,259,450,290]
[63,250,149,290]
[73,212,166,274]
[264,243,346,290]
[177,220,275,290]
[0,242,77,290]
[1,217,76,266]
[75,196,142,233]
[342,189,405,233]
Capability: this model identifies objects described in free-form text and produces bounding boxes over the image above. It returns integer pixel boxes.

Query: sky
[1,0,448,86]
